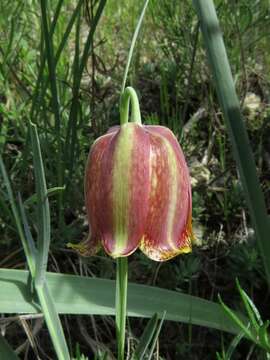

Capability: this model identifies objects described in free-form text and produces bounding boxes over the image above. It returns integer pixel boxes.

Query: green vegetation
[0,0,270,359]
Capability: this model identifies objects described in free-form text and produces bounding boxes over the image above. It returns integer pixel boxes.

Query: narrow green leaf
[29,121,50,287]
[28,122,70,359]
[18,193,37,272]
[218,295,253,341]
[193,0,270,285]
[224,330,245,360]
[258,321,270,352]
[236,279,262,330]
[121,0,150,93]
[147,311,166,359]
[0,156,35,275]
[132,313,158,360]
[35,282,70,360]
[24,186,66,207]
[0,334,19,360]
[65,0,107,180]
[31,0,84,120]
[40,0,61,134]
[0,269,246,336]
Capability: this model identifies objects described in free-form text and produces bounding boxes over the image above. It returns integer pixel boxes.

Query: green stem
[120,87,142,125]
[115,257,128,360]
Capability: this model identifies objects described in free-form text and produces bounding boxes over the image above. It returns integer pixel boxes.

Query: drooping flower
[70,88,193,261]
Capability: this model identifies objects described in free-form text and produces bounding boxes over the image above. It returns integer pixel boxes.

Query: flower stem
[120,87,142,125]
[115,257,128,360]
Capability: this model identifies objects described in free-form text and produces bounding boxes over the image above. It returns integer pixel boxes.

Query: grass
[0,0,270,358]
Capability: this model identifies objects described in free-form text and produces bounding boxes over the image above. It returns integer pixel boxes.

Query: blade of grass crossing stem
[0,268,247,336]
[65,0,107,182]
[29,122,50,287]
[147,311,166,359]
[116,257,128,360]
[192,0,270,285]
[0,156,35,275]
[0,335,20,360]
[121,0,150,93]
[132,314,158,360]
[35,282,70,360]
[40,0,63,228]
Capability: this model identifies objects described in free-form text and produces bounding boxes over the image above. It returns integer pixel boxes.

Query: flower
[68,87,193,261]
[80,121,193,262]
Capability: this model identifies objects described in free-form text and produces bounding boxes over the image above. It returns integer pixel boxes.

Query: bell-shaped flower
[71,88,193,261]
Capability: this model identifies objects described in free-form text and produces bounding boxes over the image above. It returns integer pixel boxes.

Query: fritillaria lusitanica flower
[80,88,193,261]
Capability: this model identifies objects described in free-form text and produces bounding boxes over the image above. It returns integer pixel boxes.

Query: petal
[139,126,193,261]
[84,133,115,255]
[85,123,150,258]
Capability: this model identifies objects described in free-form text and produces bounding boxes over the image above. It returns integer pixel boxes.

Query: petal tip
[67,234,100,257]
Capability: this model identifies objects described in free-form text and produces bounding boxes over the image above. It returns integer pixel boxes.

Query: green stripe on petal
[112,124,136,256]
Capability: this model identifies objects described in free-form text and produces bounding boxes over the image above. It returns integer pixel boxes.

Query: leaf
[224,330,245,360]
[236,278,262,330]
[192,0,270,285]
[218,294,253,341]
[28,122,70,360]
[0,156,35,274]
[0,268,246,335]
[132,313,158,360]
[121,0,150,93]
[24,186,66,207]
[29,121,50,287]
[147,311,166,359]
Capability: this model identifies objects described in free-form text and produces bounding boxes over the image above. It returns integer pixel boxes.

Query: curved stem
[120,87,142,125]
[116,257,128,360]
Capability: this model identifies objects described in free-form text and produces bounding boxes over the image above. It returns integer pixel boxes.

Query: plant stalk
[120,87,142,125]
[115,257,128,360]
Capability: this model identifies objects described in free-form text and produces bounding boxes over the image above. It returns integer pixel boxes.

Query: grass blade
[132,313,158,360]
[65,0,107,181]
[0,268,247,336]
[18,193,37,270]
[30,0,64,119]
[218,295,253,341]
[28,122,70,359]
[236,279,262,330]
[0,156,35,275]
[192,0,270,284]
[29,122,50,287]
[31,0,84,120]
[35,282,70,360]
[24,186,66,207]
[147,311,166,359]
[121,0,150,93]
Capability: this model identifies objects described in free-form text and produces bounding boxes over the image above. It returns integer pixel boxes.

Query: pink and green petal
[140,127,193,261]
[85,123,150,258]
[84,132,116,256]
[103,123,150,257]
